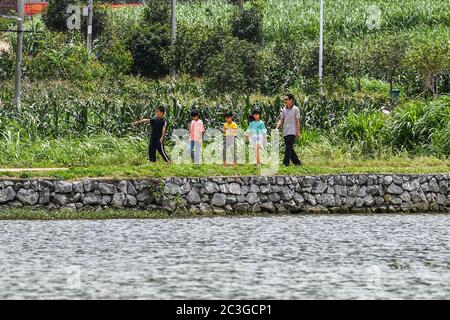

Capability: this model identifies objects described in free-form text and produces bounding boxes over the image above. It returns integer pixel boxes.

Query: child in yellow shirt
[223,112,238,166]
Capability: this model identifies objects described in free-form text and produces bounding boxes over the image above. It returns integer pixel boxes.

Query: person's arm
[275,111,284,130]
[295,108,301,139]
[160,120,167,144]
[132,118,151,126]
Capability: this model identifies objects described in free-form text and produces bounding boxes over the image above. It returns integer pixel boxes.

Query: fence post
[13,0,24,111]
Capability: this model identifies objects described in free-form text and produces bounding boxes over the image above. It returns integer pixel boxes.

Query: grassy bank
[1,157,448,180]
[0,208,269,220]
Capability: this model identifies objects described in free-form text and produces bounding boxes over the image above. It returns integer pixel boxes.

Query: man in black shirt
[132,106,171,163]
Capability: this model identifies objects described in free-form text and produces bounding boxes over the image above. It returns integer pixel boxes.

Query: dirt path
[0,168,69,172]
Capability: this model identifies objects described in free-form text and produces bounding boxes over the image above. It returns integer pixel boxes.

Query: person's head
[155,106,165,118]
[252,109,261,121]
[224,112,233,123]
[190,109,200,120]
[284,93,295,108]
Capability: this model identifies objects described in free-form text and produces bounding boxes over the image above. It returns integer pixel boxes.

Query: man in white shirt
[276,93,302,166]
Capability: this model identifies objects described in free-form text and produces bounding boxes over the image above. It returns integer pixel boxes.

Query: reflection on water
[1,214,450,299]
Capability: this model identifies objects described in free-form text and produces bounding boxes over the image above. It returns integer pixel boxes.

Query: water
[1,214,450,299]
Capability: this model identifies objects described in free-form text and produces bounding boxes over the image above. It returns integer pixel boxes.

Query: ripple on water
[1,214,450,299]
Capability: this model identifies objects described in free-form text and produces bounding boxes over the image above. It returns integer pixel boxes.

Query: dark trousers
[149,140,170,163]
[283,135,301,166]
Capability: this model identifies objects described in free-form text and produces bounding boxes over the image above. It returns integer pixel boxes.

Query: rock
[429,178,440,193]
[83,180,97,192]
[334,185,348,196]
[383,194,392,202]
[211,193,227,207]
[118,181,128,194]
[186,190,201,204]
[367,185,381,196]
[260,202,275,212]
[402,180,419,192]
[392,175,403,185]
[391,197,402,205]
[413,202,429,212]
[293,194,304,205]
[199,203,212,213]
[384,176,393,185]
[61,204,77,211]
[436,194,446,206]
[284,200,297,210]
[249,184,260,193]
[111,193,127,207]
[276,177,285,185]
[101,195,112,206]
[16,188,39,205]
[260,185,270,194]
[356,186,367,197]
[268,193,281,202]
[276,205,289,214]
[164,183,180,195]
[235,203,250,212]
[318,194,335,207]
[246,193,260,204]
[54,194,70,206]
[54,181,73,194]
[204,181,220,194]
[226,195,237,204]
[313,181,328,194]
[72,193,83,203]
[137,190,151,204]
[98,183,117,195]
[363,195,374,206]
[241,186,249,196]
[0,187,16,203]
[374,197,384,205]
[228,183,242,195]
[304,193,316,206]
[355,198,364,208]
[303,176,316,187]
[83,193,101,205]
[345,197,356,207]
[39,190,51,205]
[178,183,191,195]
[387,184,404,195]
[410,191,426,203]
[73,182,84,194]
[400,192,411,202]
[252,204,261,212]
[219,184,228,194]
[126,195,137,207]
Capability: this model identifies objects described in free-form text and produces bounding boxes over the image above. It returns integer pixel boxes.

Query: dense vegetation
[0,0,449,172]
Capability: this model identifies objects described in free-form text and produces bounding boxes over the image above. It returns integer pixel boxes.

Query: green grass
[0,208,271,220]
[1,156,448,180]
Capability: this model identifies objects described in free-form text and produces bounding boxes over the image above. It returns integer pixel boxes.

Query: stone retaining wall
[0,174,449,214]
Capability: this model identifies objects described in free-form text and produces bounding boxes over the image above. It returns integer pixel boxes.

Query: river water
[1,214,450,299]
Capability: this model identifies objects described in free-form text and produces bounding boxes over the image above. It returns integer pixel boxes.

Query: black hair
[156,106,165,114]
[284,93,295,103]
[250,109,261,122]
[224,112,233,118]
[190,109,199,117]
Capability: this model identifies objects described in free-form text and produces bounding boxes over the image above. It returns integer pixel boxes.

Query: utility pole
[13,0,24,111]
[319,0,324,94]
[170,0,177,78]
[87,0,93,52]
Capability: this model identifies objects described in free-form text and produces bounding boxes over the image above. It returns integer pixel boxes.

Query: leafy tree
[369,35,408,92]
[127,23,171,77]
[405,33,450,96]
[205,38,264,95]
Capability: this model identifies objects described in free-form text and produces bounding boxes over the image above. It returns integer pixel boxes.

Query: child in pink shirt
[189,109,205,164]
